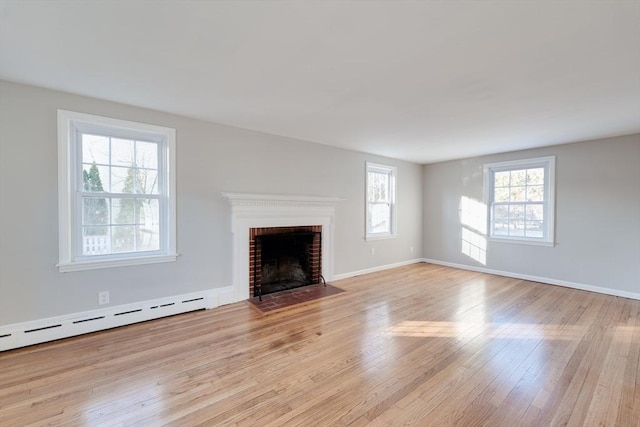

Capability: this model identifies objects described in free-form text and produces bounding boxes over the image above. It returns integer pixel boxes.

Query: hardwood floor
[1,263,638,426]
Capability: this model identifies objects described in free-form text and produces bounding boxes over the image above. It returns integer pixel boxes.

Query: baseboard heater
[0,289,225,351]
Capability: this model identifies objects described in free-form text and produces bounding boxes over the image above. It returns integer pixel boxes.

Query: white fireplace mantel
[222,193,343,302]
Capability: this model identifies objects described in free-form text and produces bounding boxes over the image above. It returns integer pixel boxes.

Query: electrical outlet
[410,246,414,253]
[98,291,110,305]
[371,247,375,255]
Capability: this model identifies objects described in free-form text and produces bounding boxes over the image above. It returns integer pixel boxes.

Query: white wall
[423,134,640,297]
[0,80,423,325]
[2,78,637,329]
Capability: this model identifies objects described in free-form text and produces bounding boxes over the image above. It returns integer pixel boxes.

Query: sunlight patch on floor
[382,320,588,340]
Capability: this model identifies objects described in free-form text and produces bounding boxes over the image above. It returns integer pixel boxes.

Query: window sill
[365,234,398,241]
[58,253,178,272]
[488,237,555,247]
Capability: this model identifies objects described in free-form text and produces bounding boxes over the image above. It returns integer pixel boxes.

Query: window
[58,110,177,272]
[366,162,397,240]
[484,156,555,246]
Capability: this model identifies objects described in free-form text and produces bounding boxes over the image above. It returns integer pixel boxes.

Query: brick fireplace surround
[250,225,322,298]
[222,193,342,303]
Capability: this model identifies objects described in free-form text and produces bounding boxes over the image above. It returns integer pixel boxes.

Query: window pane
[527,168,544,185]
[82,197,109,225]
[112,198,136,225]
[509,204,525,221]
[82,164,109,192]
[527,185,544,202]
[368,172,388,202]
[136,141,158,169]
[111,138,135,167]
[494,205,509,220]
[82,227,110,255]
[507,204,525,236]
[511,170,526,186]
[112,225,135,253]
[510,186,526,202]
[368,203,390,234]
[140,199,160,226]
[111,167,135,193]
[136,169,159,194]
[494,187,509,202]
[82,134,109,165]
[83,225,108,237]
[494,171,510,187]
[526,204,544,221]
[137,224,160,251]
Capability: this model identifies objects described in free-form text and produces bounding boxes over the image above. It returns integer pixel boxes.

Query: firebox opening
[252,229,321,298]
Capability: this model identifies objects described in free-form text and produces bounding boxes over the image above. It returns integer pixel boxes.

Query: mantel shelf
[221,192,344,208]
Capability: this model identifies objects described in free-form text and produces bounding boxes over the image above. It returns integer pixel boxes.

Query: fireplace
[222,192,341,303]
[250,226,321,298]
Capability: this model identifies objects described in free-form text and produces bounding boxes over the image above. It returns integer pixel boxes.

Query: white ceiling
[1,1,639,164]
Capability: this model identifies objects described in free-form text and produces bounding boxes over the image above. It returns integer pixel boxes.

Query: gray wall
[423,133,640,295]
[0,80,423,325]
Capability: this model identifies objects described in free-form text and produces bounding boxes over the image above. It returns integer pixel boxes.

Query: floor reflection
[359,301,398,375]
[81,378,165,425]
[455,278,486,336]
[383,320,587,340]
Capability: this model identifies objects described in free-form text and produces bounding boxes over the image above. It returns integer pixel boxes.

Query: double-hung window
[484,156,555,246]
[58,110,177,272]
[366,162,397,240]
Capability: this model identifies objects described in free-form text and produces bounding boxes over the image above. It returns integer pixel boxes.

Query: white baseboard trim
[332,258,424,282]
[422,258,640,300]
[0,286,235,352]
[217,287,237,306]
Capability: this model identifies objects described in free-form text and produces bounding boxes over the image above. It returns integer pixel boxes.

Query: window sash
[74,130,167,259]
[75,193,164,260]
[490,201,546,239]
[484,156,555,245]
[366,162,397,238]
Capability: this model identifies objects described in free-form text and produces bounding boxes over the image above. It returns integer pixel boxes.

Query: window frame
[483,156,556,247]
[57,110,177,272]
[365,162,397,240]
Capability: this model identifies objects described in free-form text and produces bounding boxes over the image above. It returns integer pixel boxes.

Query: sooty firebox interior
[253,231,321,298]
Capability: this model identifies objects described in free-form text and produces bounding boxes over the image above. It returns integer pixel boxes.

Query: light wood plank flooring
[1,263,638,426]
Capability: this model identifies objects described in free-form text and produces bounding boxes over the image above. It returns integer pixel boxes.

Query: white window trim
[365,162,397,241]
[483,156,555,247]
[57,110,178,272]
